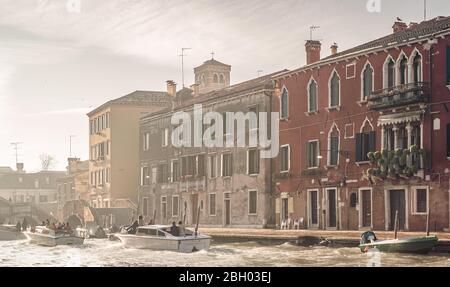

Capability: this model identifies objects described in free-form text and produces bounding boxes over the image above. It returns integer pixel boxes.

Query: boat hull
[25,232,84,247]
[116,234,211,253]
[359,236,438,254]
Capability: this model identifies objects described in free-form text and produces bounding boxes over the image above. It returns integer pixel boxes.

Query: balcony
[367,82,429,111]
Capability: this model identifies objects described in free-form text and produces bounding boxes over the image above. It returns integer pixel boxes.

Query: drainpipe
[264,89,274,228]
[428,42,434,172]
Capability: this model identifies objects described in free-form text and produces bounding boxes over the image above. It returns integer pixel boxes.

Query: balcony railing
[367,82,429,111]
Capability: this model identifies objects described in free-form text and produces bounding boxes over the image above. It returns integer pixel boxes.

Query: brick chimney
[393,21,408,33]
[166,80,177,97]
[330,43,338,56]
[190,83,200,98]
[16,163,24,172]
[305,40,321,65]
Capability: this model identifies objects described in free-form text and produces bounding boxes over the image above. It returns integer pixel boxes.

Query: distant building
[0,163,64,222]
[138,58,285,228]
[56,158,89,220]
[87,91,171,209]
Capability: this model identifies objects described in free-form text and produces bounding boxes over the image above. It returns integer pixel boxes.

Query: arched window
[387,58,396,88]
[213,74,219,83]
[280,87,289,119]
[308,79,318,112]
[219,74,225,84]
[362,63,374,101]
[413,53,422,83]
[328,124,340,166]
[329,71,340,107]
[399,55,408,85]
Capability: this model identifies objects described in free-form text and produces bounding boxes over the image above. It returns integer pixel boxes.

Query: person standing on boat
[138,215,145,226]
[178,221,185,237]
[170,221,179,236]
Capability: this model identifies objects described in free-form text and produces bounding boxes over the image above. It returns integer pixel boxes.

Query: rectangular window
[413,188,428,214]
[141,166,150,186]
[151,167,157,184]
[162,128,169,147]
[248,149,260,175]
[187,156,197,177]
[181,157,187,177]
[356,131,376,162]
[209,193,216,216]
[307,141,319,168]
[280,145,290,172]
[89,120,93,135]
[39,195,48,203]
[222,153,233,177]
[248,190,258,215]
[106,168,110,183]
[197,154,205,177]
[208,155,217,178]
[172,196,179,217]
[158,163,169,184]
[143,133,150,151]
[161,196,167,220]
[171,161,180,182]
[105,112,110,128]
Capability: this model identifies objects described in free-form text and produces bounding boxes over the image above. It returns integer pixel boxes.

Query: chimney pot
[166,80,177,97]
[305,40,321,65]
[190,84,200,98]
[330,43,338,55]
[16,163,24,172]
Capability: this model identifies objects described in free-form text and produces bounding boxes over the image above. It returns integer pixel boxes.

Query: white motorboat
[24,226,84,247]
[0,224,26,241]
[115,225,211,253]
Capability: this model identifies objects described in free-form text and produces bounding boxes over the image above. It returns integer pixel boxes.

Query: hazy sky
[0,0,449,171]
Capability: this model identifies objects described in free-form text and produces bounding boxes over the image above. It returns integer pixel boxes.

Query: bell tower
[194,55,231,95]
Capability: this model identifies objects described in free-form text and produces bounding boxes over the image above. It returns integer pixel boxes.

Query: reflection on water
[1,239,450,267]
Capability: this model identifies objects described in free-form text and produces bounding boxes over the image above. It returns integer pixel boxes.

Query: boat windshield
[137,228,166,237]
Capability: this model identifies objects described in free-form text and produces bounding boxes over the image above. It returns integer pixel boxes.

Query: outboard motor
[360,231,377,245]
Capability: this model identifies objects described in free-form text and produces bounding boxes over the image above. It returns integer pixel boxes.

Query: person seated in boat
[126,220,139,234]
[148,219,154,226]
[65,222,72,232]
[138,215,145,226]
[170,221,179,236]
[16,221,22,232]
[41,221,46,227]
[360,230,378,245]
[178,221,185,237]
[22,218,28,231]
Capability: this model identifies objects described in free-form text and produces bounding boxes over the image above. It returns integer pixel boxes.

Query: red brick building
[273,17,450,232]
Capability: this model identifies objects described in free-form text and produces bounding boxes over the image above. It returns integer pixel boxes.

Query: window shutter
[369,131,376,153]
[275,198,281,214]
[307,143,312,167]
[288,197,294,213]
[355,133,363,162]
[447,46,450,85]
[447,124,450,157]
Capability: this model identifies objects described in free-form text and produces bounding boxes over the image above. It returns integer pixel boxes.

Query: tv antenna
[179,48,192,88]
[69,135,76,157]
[257,70,264,77]
[424,0,427,20]
[309,25,320,40]
[11,142,23,165]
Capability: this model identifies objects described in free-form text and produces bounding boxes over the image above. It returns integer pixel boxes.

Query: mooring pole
[194,205,201,237]
[426,209,430,236]
[394,210,399,239]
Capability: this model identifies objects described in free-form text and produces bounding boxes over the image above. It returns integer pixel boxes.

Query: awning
[377,111,423,127]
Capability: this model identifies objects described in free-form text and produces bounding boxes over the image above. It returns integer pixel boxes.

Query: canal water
[1,239,450,267]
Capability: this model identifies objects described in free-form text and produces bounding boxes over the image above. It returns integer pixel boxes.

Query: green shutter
[307,143,312,168]
[447,46,450,85]
[355,134,363,162]
[369,131,376,153]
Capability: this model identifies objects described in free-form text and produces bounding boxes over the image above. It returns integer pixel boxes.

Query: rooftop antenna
[211,50,215,60]
[424,0,427,21]
[257,70,264,77]
[179,48,191,88]
[310,25,320,40]
[10,142,23,165]
[69,135,76,157]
